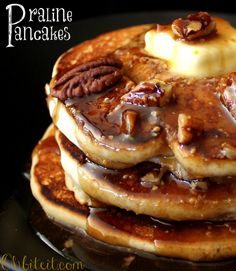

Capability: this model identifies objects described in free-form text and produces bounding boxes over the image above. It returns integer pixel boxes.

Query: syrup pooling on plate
[29,202,236,271]
[31,124,236,261]
[31,134,236,253]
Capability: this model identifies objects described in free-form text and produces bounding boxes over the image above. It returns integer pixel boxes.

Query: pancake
[30,125,88,230]
[56,124,98,207]
[47,24,169,169]
[56,128,236,221]
[47,90,168,169]
[47,19,236,177]
[30,125,236,262]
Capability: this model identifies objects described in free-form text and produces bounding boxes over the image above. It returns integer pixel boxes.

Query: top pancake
[47,23,236,176]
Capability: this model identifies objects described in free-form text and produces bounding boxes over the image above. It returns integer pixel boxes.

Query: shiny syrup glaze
[31,134,236,267]
[53,27,236,159]
[29,202,236,270]
[34,135,89,214]
[59,131,236,202]
[87,208,236,243]
[162,78,236,158]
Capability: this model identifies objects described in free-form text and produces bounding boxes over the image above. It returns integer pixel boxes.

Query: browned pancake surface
[49,24,236,162]
[31,128,236,261]
[58,130,236,221]
[32,132,89,216]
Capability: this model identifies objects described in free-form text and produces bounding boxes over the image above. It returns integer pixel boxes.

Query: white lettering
[29,8,37,22]
[64,26,71,40]
[67,11,72,22]
[37,8,45,22]
[6,3,25,47]
[41,27,49,41]
[14,26,22,41]
[34,30,41,40]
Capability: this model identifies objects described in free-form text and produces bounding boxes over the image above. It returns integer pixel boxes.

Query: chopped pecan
[178,113,203,144]
[141,167,166,188]
[171,12,216,41]
[51,57,123,101]
[141,171,161,184]
[122,110,139,136]
[189,180,208,191]
[221,143,236,159]
[218,73,236,120]
[122,79,172,107]
[151,126,161,137]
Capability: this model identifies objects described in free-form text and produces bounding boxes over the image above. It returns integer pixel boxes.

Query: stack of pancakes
[31,13,236,261]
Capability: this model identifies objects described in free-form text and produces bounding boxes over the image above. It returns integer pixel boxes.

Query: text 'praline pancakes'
[51,57,123,100]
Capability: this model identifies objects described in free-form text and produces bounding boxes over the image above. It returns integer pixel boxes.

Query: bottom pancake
[30,125,236,262]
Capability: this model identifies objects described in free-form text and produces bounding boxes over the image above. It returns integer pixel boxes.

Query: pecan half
[51,57,123,101]
[121,79,172,107]
[218,73,236,120]
[171,12,216,41]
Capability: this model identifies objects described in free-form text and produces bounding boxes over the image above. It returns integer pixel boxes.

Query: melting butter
[145,17,236,77]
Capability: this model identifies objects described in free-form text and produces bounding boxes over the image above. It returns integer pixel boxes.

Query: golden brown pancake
[30,126,89,228]
[47,24,168,169]
[56,128,236,221]
[30,126,236,261]
[47,22,236,176]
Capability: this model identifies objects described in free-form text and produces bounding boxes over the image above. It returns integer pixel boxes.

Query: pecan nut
[121,79,172,107]
[218,72,236,120]
[178,113,203,144]
[171,12,216,41]
[51,57,123,101]
[121,110,139,136]
[221,143,236,159]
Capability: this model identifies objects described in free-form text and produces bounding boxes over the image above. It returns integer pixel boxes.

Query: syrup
[29,129,236,269]
[29,201,236,271]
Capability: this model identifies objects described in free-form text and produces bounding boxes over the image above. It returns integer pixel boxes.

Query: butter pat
[145,18,236,77]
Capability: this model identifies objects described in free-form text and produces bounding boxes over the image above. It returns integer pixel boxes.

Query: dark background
[2,0,236,204]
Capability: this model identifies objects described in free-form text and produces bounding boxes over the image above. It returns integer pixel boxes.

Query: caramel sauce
[34,22,236,265]
[87,208,236,243]
[162,78,236,159]
[56,29,236,159]
[29,202,236,270]
[84,158,236,199]
[30,132,236,266]
[34,135,89,214]
[59,131,236,203]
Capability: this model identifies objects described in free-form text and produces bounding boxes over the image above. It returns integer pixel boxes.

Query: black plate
[2,11,236,271]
